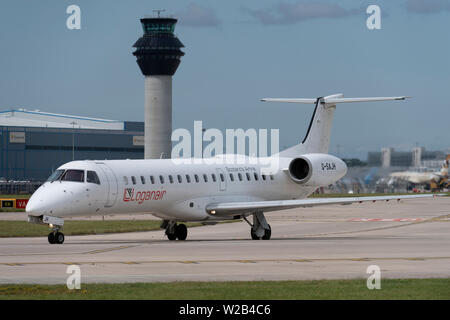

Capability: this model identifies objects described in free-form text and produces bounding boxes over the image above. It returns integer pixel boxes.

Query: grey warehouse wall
[0,123,144,181]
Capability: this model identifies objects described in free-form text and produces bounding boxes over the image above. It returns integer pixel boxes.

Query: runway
[0,197,449,284]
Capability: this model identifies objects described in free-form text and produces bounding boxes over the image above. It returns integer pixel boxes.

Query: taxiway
[0,197,449,284]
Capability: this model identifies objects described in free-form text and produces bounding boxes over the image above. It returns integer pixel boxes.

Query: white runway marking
[349,218,425,222]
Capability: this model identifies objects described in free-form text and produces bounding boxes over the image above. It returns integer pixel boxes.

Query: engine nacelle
[287,153,347,186]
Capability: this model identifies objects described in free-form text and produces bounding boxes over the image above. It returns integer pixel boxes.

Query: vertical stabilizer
[261,94,407,158]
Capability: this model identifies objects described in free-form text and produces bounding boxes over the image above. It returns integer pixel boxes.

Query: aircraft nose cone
[25,196,45,215]
[26,184,52,215]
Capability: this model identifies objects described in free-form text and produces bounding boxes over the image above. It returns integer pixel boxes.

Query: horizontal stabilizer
[261,98,316,104]
[325,96,408,104]
[261,95,409,105]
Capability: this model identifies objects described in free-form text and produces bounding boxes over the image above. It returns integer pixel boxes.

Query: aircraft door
[97,163,118,207]
[215,168,227,191]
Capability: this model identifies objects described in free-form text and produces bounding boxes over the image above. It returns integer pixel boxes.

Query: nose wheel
[48,230,65,244]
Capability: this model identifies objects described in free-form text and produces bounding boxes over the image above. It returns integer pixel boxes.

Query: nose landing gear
[28,215,65,244]
[48,230,65,244]
[48,225,65,244]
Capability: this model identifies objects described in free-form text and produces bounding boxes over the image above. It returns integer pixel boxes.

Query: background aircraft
[390,155,449,191]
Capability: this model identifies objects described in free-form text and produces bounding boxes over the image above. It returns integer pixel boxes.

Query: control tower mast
[132,14,185,159]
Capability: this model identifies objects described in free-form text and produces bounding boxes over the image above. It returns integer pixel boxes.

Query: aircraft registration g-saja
[26,93,435,244]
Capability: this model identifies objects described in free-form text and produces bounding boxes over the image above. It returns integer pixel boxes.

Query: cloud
[243,1,359,25]
[177,3,221,28]
[406,0,450,14]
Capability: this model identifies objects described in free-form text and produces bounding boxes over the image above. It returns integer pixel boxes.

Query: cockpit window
[46,169,65,182]
[87,171,100,185]
[61,169,85,182]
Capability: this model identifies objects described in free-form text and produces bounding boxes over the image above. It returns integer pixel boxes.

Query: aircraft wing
[206,194,440,216]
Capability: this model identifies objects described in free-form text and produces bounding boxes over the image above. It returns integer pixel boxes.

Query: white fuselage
[26,155,347,222]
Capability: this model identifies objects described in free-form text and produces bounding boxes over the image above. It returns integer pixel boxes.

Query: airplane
[389,155,449,190]
[26,93,438,244]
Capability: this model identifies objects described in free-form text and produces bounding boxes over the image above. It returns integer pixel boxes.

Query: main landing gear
[244,212,271,240]
[162,220,188,241]
[48,227,65,244]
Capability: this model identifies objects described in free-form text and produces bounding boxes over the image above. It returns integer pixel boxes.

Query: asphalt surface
[0,197,449,284]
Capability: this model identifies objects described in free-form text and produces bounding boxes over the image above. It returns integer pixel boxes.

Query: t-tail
[261,93,408,157]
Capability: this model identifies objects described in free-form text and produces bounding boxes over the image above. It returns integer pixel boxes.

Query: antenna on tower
[152,9,166,18]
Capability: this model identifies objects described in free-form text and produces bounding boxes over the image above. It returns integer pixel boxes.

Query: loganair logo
[123,188,166,204]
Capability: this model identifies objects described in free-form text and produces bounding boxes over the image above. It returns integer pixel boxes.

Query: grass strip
[0,220,202,237]
[0,278,449,300]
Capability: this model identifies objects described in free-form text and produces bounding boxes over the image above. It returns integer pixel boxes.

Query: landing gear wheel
[55,232,65,244]
[48,233,55,244]
[167,233,177,241]
[262,224,271,240]
[251,229,260,240]
[175,224,188,241]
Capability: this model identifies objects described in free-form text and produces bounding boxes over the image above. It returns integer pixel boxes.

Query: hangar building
[0,109,144,181]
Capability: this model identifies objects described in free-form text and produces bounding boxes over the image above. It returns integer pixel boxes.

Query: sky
[0,0,449,159]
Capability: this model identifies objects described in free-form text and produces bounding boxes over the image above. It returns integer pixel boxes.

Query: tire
[167,233,177,240]
[251,229,260,240]
[175,224,188,241]
[262,224,271,240]
[55,232,65,244]
[48,233,55,244]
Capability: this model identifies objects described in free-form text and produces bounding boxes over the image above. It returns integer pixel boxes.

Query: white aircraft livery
[26,93,436,244]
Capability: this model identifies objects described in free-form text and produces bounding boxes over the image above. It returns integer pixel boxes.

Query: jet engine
[287,153,347,186]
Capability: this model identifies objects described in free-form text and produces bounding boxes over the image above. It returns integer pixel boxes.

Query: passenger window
[220,173,225,182]
[186,175,191,183]
[87,171,100,185]
[246,173,251,181]
[203,174,208,182]
[229,173,234,182]
[61,169,85,182]
[131,176,136,185]
[123,176,129,185]
[254,173,259,181]
[159,175,164,184]
[169,175,174,184]
[211,174,216,182]
[194,174,199,183]
[150,176,155,184]
[238,173,243,181]
[141,176,146,184]
[177,175,182,183]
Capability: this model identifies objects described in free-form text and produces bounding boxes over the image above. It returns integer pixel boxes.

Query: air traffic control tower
[132,16,185,159]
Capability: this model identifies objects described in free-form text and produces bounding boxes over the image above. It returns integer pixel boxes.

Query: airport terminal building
[0,109,144,181]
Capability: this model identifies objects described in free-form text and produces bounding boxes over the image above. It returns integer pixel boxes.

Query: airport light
[70,121,77,161]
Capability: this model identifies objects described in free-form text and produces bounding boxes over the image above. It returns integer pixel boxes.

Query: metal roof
[0,109,124,130]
